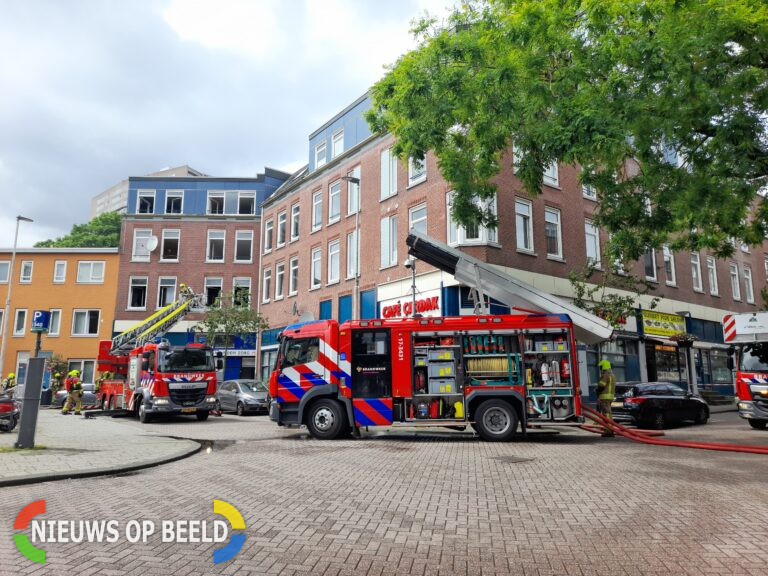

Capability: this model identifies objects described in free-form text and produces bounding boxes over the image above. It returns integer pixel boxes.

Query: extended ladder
[110,286,202,354]
[405,230,613,344]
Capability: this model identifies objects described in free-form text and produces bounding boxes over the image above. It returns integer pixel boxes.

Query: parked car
[217,380,269,415]
[611,381,709,429]
[53,383,97,409]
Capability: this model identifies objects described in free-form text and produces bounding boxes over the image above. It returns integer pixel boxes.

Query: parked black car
[217,380,269,415]
[611,382,709,429]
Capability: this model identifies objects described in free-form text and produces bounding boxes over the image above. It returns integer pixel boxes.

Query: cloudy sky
[0,0,454,247]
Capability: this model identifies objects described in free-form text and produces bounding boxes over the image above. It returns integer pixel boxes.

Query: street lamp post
[341,175,361,320]
[405,257,417,317]
[0,215,33,379]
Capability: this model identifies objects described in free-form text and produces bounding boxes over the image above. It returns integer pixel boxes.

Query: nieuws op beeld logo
[13,499,245,564]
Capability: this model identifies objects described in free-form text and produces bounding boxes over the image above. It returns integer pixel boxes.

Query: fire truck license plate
[181,407,197,413]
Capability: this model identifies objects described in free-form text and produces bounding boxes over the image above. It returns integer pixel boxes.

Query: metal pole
[354,208,360,320]
[411,261,417,317]
[0,216,31,378]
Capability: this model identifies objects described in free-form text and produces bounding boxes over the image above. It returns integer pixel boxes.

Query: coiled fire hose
[581,405,768,455]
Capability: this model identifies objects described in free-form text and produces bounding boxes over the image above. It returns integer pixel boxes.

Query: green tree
[192,292,268,377]
[367,0,768,260]
[46,354,69,391]
[35,212,122,248]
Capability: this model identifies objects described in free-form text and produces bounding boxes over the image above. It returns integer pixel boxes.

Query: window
[0,261,8,283]
[77,261,105,283]
[72,309,100,336]
[446,192,498,245]
[165,191,183,214]
[707,256,719,295]
[289,257,299,295]
[328,239,340,284]
[132,229,152,261]
[328,181,341,223]
[585,220,601,267]
[48,309,61,337]
[262,268,272,303]
[545,208,562,258]
[207,230,225,262]
[290,204,300,241]
[315,141,327,168]
[409,204,427,235]
[744,265,755,304]
[233,277,251,306]
[312,191,323,231]
[238,192,255,215]
[67,360,95,384]
[543,161,559,187]
[730,263,741,300]
[282,337,320,369]
[347,231,359,279]
[332,130,344,158]
[347,167,360,215]
[277,211,287,246]
[20,261,32,283]
[205,277,222,307]
[137,190,155,214]
[311,247,322,289]
[644,248,657,281]
[275,262,285,299]
[157,277,176,308]
[128,277,148,309]
[515,199,533,251]
[207,191,225,215]
[235,230,253,262]
[13,309,26,336]
[380,216,398,268]
[264,219,273,253]
[690,252,702,291]
[663,246,677,286]
[161,230,180,261]
[380,147,397,200]
[53,260,67,283]
[582,174,597,200]
[408,156,426,186]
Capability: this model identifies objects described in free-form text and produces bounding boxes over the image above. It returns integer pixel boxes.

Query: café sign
[380,289,441,319]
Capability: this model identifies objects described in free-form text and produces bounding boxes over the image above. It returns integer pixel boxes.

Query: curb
[0,439,201,488]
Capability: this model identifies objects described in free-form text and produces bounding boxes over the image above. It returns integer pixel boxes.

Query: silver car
[217,380,269,415]
[54,383,97,409]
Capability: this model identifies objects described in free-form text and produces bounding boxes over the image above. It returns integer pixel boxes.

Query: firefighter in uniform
[62,370,84,415]
[51,372,62,392]
[596,360,616,437]
[2,373,16,398]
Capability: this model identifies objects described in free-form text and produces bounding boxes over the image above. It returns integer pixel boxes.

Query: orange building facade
[0,248,119,385]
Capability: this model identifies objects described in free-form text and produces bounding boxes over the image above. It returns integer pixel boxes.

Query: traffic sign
[30,310,50,333]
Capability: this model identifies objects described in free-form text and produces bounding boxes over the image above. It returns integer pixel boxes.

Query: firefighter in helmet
[51,372,62,392]
[596,360,616,437]
[2,373,16,398]
[61,369,84,415]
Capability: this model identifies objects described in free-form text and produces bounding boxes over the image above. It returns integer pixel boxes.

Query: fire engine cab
[724,312,768,430]
[269,231,614,441]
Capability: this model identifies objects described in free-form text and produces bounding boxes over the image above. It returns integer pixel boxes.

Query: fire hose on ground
[580,405,768,455]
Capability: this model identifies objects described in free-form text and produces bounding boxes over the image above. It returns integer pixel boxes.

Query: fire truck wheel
[474,400,518,441]
[101,397,108,410]
[306,399,346,440]
[138,400,153,424]
[748,419,767,430]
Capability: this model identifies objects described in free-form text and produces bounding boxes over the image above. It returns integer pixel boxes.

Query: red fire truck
[723,312,768,430]
[97,287,219,423]
[270,314,583,440]
[269,230,614,440]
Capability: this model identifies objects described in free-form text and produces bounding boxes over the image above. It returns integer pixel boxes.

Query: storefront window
[653,345,686,386]
[586,338,641,397]
[260,349,278,383]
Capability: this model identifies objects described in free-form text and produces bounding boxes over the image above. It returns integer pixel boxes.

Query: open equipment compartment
[408,332,465,421]
[522,329,576,421]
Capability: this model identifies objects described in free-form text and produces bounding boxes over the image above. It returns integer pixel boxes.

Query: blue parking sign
[31,310,51,333]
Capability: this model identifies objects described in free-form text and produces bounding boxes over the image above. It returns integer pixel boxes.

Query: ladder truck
[268,230,613,440]
[723,312,768,430]
[97,286,220,423]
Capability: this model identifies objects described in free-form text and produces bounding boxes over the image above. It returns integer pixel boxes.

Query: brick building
[114,168,289,380]
[0,248,120,385]
[257,94,768,400]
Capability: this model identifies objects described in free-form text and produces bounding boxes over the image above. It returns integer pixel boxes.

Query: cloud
[0,0,456,247]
